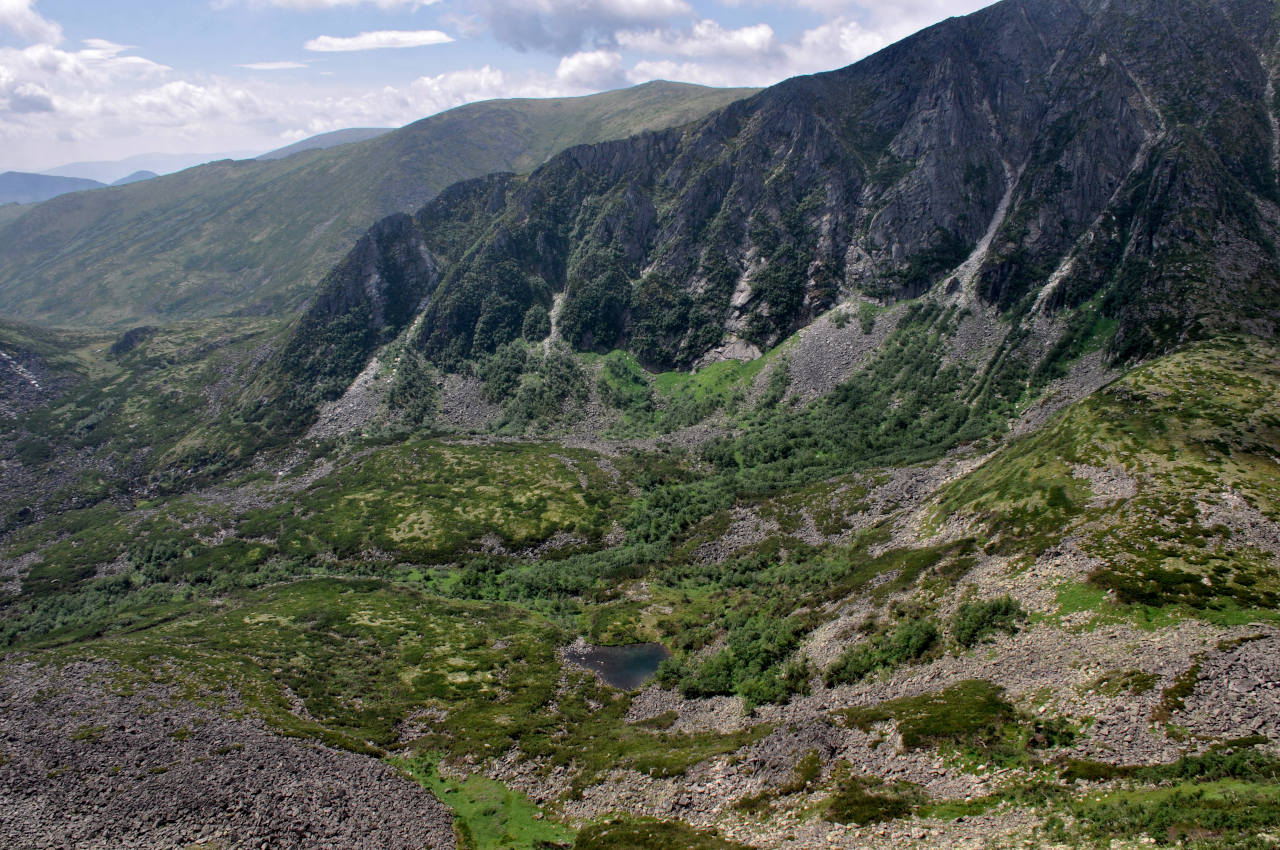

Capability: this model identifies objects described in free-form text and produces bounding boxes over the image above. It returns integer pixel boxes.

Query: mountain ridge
[256,127,394,161]
[0,81,757,327]
[272,0,1280,440]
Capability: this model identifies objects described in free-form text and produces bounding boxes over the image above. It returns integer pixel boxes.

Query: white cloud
[218,0,439,9]
[238,61,309,70]
[464,0,693,53]
[617,0,996,92]
[718,0,992,41]
[618,19,774,58]
[556,50,626,89]
[628,58,759,88]
[621,13,895,88]
[0,40,169,91]
[304,29,454,51]
[0,0,61,45]
[0,47,589,170]
[8,81,51,112]
[406,66,513,113]
[781,17,888,69]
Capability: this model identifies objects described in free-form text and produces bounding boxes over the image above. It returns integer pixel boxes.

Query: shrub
[385,348,437,426]
[952,596,1027,647]
[560,249,630,352]
[825,776,914,825]
[597,351,654,416]
[522,304,551,341]
[677,614,807,707]
[498,346,589,431]
[825,618,939,686]
[477,341,528,403]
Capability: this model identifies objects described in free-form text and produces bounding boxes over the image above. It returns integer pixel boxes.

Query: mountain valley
[2,1,1280,848]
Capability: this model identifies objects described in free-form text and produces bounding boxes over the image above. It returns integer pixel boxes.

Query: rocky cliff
[282,0,1280,409]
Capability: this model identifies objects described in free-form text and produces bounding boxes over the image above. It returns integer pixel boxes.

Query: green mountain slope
[0,81,756,327]
[5,326,1280,848]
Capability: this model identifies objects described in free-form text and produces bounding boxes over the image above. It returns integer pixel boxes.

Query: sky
[0,0,994,172]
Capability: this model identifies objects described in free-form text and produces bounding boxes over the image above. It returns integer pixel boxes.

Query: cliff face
[283,0,1280,403]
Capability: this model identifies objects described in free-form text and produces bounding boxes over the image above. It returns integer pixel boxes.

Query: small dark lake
[563,642,671,690]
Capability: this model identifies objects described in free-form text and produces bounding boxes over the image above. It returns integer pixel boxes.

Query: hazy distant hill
[111,171,158,187]
[0,172,104,205]
[257,128,393,161]
[0,82,757,327]
[42,151,260,184]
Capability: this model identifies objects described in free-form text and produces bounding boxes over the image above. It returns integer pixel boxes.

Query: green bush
[825,618,939,686]
[573,817,750,850]
[497,346,589,432]
[952,596,1027,647]
[597,351,654,416]
[825,776,915,825]
[477,341,528,403]
[560,249,630,352]
[385,348,437,427]
[675,614,808,707]
[522,304,551,341]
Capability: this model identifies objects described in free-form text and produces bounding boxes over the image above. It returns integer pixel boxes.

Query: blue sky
[0,0,992,171]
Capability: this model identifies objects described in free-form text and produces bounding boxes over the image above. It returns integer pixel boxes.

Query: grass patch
[1062,782,1280,846]
[573,817,751,850]
[297,440,619,561]
[841,680,1015,751]
[396,756,574,850]
[1085,669,1160,697]
[1151,662,1201,724]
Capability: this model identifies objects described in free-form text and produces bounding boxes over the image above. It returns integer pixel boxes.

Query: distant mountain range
[0,172,103,206]
[34,130,395,186]
[40,151,261,184]
[111,171,159,187]
[0,169,172,206]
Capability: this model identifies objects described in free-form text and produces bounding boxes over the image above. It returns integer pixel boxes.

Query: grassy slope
[0,318,284,522]
[935,335,1280,620]
[0,82,756,328]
